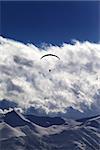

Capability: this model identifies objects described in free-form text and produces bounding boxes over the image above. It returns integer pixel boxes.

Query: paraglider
[40,54,60,60]
[49,69,51,72]
[40,54,60,72]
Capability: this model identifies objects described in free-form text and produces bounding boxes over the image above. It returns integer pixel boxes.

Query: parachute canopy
[40,54,60,60]
[40,54,60,72]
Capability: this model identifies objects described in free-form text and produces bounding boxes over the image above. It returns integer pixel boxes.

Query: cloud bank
[0,36,100,117]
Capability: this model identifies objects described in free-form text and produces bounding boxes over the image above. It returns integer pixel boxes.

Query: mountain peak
[4,109,30,127]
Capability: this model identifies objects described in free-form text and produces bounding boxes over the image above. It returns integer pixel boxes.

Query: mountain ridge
[0,110,100,150]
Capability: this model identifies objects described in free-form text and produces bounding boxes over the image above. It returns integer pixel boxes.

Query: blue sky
[1,1,100,45]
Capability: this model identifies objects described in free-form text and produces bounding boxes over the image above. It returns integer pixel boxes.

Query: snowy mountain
[0,110,100,150]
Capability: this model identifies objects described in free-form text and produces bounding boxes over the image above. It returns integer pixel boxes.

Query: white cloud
[0,36,100,116]
[0,107,23,114]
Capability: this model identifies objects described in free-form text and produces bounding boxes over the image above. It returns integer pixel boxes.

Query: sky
[1,1,100,45]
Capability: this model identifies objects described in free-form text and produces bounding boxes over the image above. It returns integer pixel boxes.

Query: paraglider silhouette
[40,54,60,72]
[49,69,51,72]
[40,54,60,60]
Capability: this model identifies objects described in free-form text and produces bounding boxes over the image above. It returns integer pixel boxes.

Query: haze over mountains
[0,110,100,150]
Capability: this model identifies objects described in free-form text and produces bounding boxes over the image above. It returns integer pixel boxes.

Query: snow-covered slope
[0,122,26,141]
[0,110,100,150]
